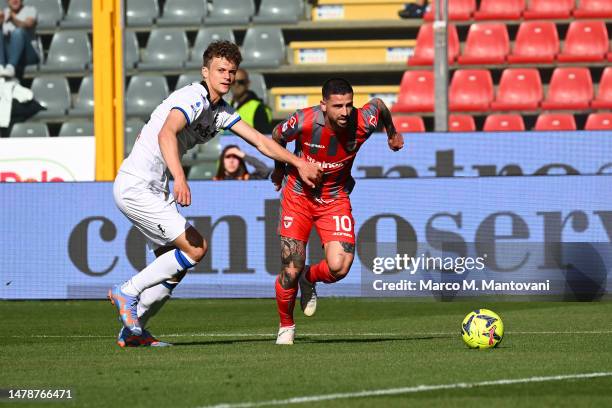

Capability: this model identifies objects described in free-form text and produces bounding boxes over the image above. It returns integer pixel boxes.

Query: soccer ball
[461,309,504,349]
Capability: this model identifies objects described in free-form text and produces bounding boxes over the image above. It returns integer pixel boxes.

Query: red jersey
[275,100,382,200]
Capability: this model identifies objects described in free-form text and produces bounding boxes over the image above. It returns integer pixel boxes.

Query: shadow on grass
[171,335,445,347]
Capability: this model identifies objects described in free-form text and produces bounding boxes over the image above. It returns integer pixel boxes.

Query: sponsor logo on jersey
[368,115,378,128]
[305,154,344,170]
[304,142,326,149]
[283,216,293,228]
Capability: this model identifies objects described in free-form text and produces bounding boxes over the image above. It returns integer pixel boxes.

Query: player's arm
[370,98,404,152]
[158,109,191,206]
[231,119,321,188]
[270,124,287,190]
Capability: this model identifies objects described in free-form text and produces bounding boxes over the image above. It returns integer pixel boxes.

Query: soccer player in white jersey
[109,41,322,347]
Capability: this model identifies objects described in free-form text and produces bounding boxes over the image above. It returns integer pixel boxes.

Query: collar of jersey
[200,81,223,110]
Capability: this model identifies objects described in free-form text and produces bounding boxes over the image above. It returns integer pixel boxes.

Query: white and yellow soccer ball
[461,309,504,349]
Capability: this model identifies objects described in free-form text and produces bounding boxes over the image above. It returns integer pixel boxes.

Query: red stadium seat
[457,23,509,65]
[449,69,494,112]
[408,23,460,66]
[541,68,593,110]
[558,21,609,62]
[474,0,525,20]
[491,68,542,111]
[449,115,476,132]
[392,116,426,132]
[392,70,435,113]
[424,0,476,21]
[507,21,559,63]
[584,113,612,130]
[483,114,526,131]
[534,113,577,131]
[574,0,612,18]
[523,0,575,19]
[592,67,612,109]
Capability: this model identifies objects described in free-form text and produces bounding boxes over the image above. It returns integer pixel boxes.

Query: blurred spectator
[398,1,428,18]
[230,68,272,134]
[213,145,271,180]
[0,0,38,80]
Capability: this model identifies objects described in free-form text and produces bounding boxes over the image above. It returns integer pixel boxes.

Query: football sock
[121,249,196,297]
[305,260,338,284]
[275,276,298,327]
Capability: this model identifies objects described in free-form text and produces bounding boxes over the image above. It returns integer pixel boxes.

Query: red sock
[305,260,337,284]
[275,276,297,327]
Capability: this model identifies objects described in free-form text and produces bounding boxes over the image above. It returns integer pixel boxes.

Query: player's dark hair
[322,78,353,100]
[214,145,249,180]
[203,40,242,68]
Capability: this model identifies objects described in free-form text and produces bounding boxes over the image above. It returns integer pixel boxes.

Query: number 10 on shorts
[333,215,353,232]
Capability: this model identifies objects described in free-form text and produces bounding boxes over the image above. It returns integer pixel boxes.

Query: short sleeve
[217,102,241,130]
[169,86,206,126]
[360,99,382,135]
[274,110,302,143]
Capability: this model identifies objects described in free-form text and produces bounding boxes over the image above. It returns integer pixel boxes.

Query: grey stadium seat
[26,0,63,29]
[125,31,140,69]
[126,75,169,117]
[187,27,235,69]
[248,72,268,104]
[188,162,218,180]
[59,120,94,137]
[124,119,146,156]
[157,0,207,26]
[207,0,255,25]
[253,0,304,24]
[69,75,94,116]
[40,31,91,73]
[176,73,202,89]
[241,27,285,68]
[126,0,159,27]
[31,76,71,118]
[61,0,91,28]
[9,122,49,138]
[139,29,189,70]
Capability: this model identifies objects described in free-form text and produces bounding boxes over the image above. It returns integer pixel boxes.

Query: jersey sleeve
[360,99,382,136]
[217,102,241,130]
[274,110,302,143]
[169,86,207,126]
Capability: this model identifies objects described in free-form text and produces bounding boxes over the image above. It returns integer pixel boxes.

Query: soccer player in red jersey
[271,78,404,344]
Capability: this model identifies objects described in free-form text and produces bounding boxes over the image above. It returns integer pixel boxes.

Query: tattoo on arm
[279,237,306,288]
[373,98,397,138]
[340,242,355,254]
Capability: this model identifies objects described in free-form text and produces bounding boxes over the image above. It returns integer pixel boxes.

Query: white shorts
[113,172,190,250]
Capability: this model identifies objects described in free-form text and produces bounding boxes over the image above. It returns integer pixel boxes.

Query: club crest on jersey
[283,216,293,228]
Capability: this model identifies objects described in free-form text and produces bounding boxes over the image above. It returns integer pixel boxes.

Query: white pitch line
[198,372,612,408]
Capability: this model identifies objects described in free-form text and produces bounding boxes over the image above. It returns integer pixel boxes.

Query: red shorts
[278,190,355,244]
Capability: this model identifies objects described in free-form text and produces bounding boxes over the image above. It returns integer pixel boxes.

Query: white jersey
[119,82,240,192]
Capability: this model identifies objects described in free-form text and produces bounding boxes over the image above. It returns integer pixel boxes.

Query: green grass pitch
[1,299,612,407]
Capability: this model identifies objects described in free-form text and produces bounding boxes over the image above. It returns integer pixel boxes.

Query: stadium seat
[126,75,169,117]
[424,0,476,21]
[584,113,612,130]
[574,0,612,18]
[61,0,91,28]
[449,69,494,112]
[9,122,49,138]
[507,21,559,63]
[248,73,268,103]
[391,70,434,113]
[207,0,255,25]
[240,27,285,68]
[124,119,146,155]
[557,21,609,62]
[27,0,63,29]
[125,31,140,69]
[474,0,525,20]
[491,68,542,111]
[188,162,218,180]
[176,74,202,90]
[126,0,159,27]
[139,29,189,70]
[592,67,612,109]
[408,23,459,66]
[483,114,525,131]
[392,116,426,132]
[31,76,71,118]
[448,115,476,132]
[253,0,304,23]
[69,75,94,116]
[40,31,91,73]
[196,139,222,160]
[541,68,593,110]
[157,0,207,26]
[457,23,509,65]
[187,27,236,69]
[523,0,574,19]
[59,120,94,137]
[534,113,576,131]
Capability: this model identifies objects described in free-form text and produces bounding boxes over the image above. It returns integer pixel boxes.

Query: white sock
[137,281,177,329]
[121,249,196,296]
